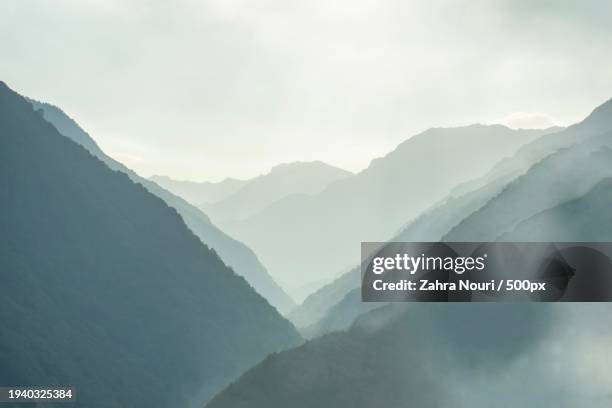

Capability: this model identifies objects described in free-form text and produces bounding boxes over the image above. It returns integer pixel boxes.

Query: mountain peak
[269,160,351,175]
[203,160,353,228]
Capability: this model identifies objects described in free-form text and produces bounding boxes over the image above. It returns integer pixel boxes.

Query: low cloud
[495,112,560,129]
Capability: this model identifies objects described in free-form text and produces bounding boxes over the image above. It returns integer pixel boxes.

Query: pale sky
[2,0,612,181]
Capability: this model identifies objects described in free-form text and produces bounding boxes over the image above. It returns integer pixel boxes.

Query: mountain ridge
[0,80,302,407]
[202,160,353,224]
[28,96,295,313]
[288,96,612,334]
[150,174,248,205]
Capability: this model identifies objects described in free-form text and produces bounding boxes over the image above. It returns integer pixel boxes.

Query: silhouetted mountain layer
[291,97,612,336]
[150,175,247,205]
[222,125,552,293]
[203,161,352,223]
[209,146,612,404]
[502,177,612,241]
[288,266,362,334]
[299,287,381,339]
[0,82,301,407]
[445,100,612,241]
[29,99,294,313]
[394,99,612,245]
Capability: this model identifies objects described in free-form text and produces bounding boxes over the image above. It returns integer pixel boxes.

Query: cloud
[435,304,612,408]
[494,112,560,129]
[2,0,611,180]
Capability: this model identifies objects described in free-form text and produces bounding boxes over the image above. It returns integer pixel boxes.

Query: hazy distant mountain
[394,99,611,245]
[445,100,612,242]
[298,287,382,339]
[204,161,353,223]
[150,175,247,205]
[446,140,612,242]
[311,148,612,337]
[207,100,612,404]
[502,177,612,241]
[290,97,612,335]
[29,99,295,313]
[288,266,360,331]
[223,125,550,295]
[0,82,301,407]
[288,172,518,333]
[208,302,612,408]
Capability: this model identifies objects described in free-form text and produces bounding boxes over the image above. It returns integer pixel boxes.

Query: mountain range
[0,81,302,407]
[153,161,352,225]
[219,125,556,295]
[150,175,248,206]
[29,99,295,314]
[206,96,612,408]
[289,96,612,336]
[201,161,352,223]
[5,76,612,408]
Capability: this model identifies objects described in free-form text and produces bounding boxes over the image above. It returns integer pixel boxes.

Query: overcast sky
[2,0,612,181]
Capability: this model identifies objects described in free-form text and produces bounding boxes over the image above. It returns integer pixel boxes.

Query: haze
[1,0,611,180]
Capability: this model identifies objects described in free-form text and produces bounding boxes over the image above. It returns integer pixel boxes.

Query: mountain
[29,99,295,314]
[290,97,612,335]
[502,177,612,241]
[395,99,612,245]
[298,287,381,339]
[287,172,513,334]
[150,175,247,205]
[445,101,612,242]
[208,114,612,404]
[0,81,302,407]
[288,266,361,332]
[203,161,353,223]
[207,110,612,405]
[207,302,612,408]
[220,125,553,294]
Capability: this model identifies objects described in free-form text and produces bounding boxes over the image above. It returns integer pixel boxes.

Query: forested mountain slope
[29,99,294,313]
[0,82,301,407]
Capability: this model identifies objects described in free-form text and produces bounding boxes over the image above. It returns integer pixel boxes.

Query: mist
[2,0,611,180]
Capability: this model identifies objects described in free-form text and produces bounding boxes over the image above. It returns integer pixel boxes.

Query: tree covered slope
[0,81,301,407]
[28,98,295,314]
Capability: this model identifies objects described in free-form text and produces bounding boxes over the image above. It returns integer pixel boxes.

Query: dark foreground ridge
[0,81,301,407]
